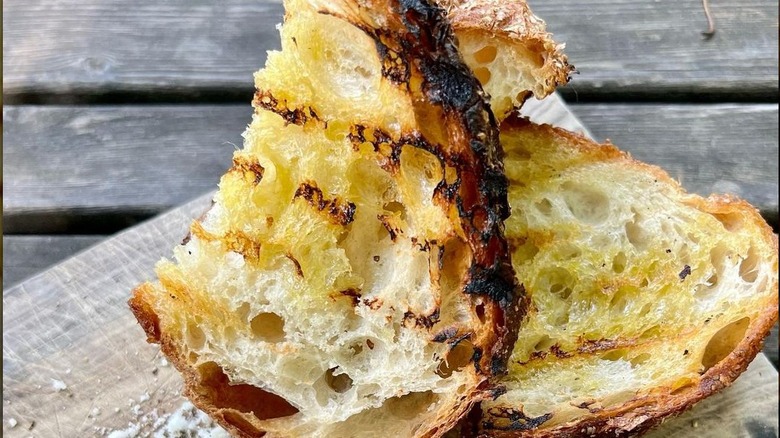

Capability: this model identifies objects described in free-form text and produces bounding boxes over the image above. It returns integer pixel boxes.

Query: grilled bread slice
[128,0,539,436]
[460,118,779,437]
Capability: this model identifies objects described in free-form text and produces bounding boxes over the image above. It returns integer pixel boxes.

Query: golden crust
[460,117,780,438]
[467,308,777,438]
[130,285,300,438]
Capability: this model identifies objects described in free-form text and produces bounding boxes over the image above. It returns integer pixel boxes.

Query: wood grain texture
[532,0,780,102]
[4,102,776,233]
[2,194,214,437]
[2,235,104,289]
[3,0,777,103]
[2,104,246,233]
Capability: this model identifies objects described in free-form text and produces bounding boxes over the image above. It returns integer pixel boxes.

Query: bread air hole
[712,211,743,232]
[473,45,498,64]
[558,243,582,260]
[612,251,627,274]
[516,90,532,104]
[609,287,632,313]
[324,368,354,393]
[185,322,206,350]
[639,324,662,340]
[436,340,474,378]
[561,182,609,224]
[475,303,486,324]
[600,349,649,366]
[670,379,696,396]
[533,335,555,352]
[541,267,574,301]
[535,198,553,216]
[550,283,573,300]
[384,391,437,419]
[701,317,750,371]
[625,219,646,250]
[738,246,760,283]
[383,201,407,220]
[196,362,298,424]
[250,312,286,342]
[473,67,492,85]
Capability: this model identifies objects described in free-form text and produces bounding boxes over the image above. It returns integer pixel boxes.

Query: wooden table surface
[2,0,778,424]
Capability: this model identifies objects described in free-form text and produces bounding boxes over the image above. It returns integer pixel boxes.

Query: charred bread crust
[318,0,522,378]
[459,117,780,438]
[391,0,522,379]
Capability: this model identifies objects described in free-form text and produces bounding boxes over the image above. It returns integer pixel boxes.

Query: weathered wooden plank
[4,102,776,233]
[2,104,246,233]
[766,323,779,370]
[1,0,283,103]
[2,235,104,289]
[3,0,777,103]
[535,0,780,102]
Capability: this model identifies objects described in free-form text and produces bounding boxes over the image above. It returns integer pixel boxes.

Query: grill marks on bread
[229,155,265,185]
[294,181,356,226]
[306,0,520,376]
[253,89,324,127]
[190,221,263,262]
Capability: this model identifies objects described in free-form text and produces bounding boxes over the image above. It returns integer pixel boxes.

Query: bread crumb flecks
[100,400,228,438]
[107,423,140,438]
[51,379,67,392]
[154,401,230,438]
[7,418,18,428]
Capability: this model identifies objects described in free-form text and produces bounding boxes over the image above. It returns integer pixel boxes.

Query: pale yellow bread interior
[467,119,779,437]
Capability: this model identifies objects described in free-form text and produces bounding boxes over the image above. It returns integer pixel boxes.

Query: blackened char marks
[285,253,304,278]
[389,0,520,374]
[230,156,265,185]
[483,407,553,431]
[348,124,402,172]
[253,90,322,126]
[294,182,356,226]
[339,288,362,306]
[377,214,401,241]
[373,35,410,84]
[403,308,441,329]
[349,124,463,204]
[319,0,520,375]
[432,326,459,343]
[464,262,516,309]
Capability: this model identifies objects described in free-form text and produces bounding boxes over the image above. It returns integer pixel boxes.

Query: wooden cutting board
[3,95,777,437]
